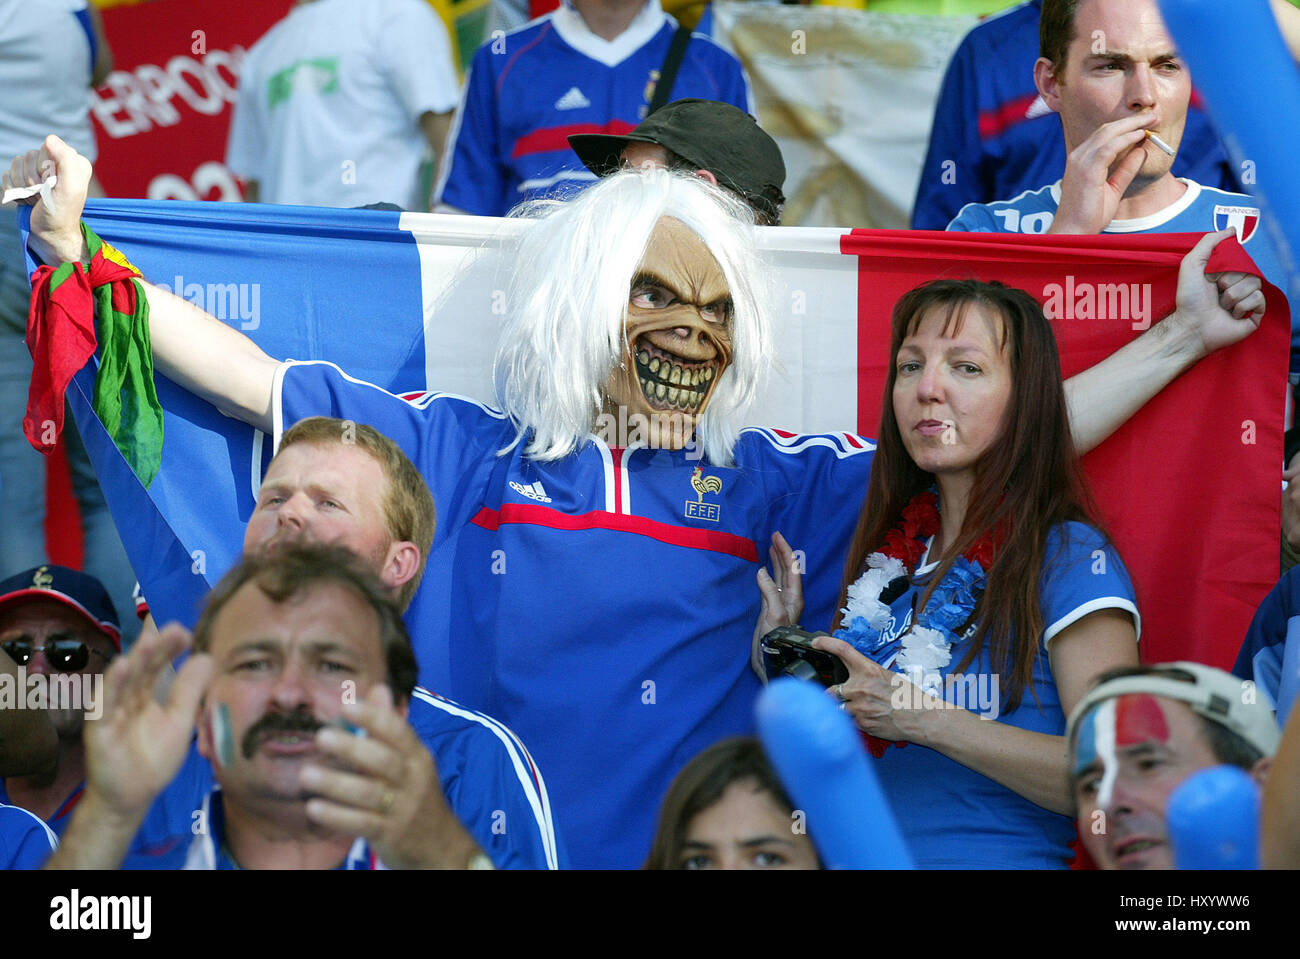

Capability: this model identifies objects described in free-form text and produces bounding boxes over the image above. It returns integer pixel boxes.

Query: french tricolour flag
[21,201,1289,669]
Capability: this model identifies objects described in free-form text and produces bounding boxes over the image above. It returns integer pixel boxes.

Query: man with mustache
[50,544,504,869]
[120,415,560,868]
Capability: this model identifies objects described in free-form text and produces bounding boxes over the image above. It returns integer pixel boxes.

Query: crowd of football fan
[2,0,1300,871]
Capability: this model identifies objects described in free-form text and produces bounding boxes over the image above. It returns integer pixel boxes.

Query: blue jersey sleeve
[1039,523,1140,647]
[408,691,564,869]
[275,360,512,545]
[436,54,511,216]
[946,201,1001,232]
[913,35,983,231]
[0,805,57,869]
[1234,565,1300,715]
[739,429,876,633]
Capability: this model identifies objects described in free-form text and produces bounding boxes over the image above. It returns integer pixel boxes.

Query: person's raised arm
[1063,229,1266,454]
[4,136,280,432]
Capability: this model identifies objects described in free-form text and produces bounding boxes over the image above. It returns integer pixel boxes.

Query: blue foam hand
[1167,765,1261,869]
[1158,0,1300,305]
[756,678,914,869]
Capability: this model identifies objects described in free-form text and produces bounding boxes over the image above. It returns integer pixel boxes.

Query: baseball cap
[1066,661,1280,758]
[568,98,787,223]
[0,564,122,651]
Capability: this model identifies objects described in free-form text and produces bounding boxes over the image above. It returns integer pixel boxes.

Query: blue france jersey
[435,0,752,216]
[948,180,1296,370]
[865,523,1138,868]
[0,803,58,869]
[1234,564,1300,726]
[277,361,875,868]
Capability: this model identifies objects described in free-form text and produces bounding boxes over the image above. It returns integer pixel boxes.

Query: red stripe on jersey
[610,446,625,514]
[471,503,759,561]
[512,121,638,159]
[977,93,1040,141]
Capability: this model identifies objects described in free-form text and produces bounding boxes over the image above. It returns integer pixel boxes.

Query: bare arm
[1063,230,1266,454]
[0,648,57,778]
[419,111,452,174]
[814,609,1138,815]
[4,136,280,431]
[87,4,114,88]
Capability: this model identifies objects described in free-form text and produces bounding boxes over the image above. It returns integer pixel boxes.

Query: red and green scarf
[24,223,163,487]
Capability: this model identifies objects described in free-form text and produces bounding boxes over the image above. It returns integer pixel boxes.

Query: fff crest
[685,466,723,522]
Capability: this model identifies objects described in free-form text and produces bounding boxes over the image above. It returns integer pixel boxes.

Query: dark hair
[831,279,1101,711]
[1040,0,1083,74]
[193,542,419,701]
[1076,665,1265,769]
[650,148,780,226]
[278,416,436,612]
[643,737,811,869]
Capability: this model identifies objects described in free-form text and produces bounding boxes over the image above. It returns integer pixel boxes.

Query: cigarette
[1145,130,1175,156]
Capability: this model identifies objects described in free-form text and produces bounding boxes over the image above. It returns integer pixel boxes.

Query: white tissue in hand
[2,175,56,205]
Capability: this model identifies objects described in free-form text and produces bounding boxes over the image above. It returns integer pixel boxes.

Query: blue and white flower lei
[835,551,986,679]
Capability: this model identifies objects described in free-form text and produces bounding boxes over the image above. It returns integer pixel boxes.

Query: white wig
[495,168,773,467]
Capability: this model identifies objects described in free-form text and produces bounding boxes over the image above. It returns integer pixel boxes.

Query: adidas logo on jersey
[509,481,552,503]
[555,87,591,110]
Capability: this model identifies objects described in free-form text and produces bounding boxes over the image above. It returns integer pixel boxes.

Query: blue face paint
[1074,707,1100,778]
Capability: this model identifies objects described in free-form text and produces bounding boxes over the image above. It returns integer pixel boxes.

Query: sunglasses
[1,638,110,672]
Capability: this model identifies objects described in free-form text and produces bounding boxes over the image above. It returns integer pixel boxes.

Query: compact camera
[761,625,849,687]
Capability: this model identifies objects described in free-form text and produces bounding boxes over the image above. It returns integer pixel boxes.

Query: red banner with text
[90,0,291,200]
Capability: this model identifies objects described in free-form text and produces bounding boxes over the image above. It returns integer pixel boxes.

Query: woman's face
[678,778,819,869]
[892,303,1014,486]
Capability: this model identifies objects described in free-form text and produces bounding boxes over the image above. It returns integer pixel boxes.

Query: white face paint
[1093,698,1120,811]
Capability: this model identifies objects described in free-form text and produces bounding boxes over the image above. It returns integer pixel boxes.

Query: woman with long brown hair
[758,278,1140,868]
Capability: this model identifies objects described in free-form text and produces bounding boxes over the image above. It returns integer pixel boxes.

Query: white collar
[552,0,672,68]
[1047,178,1202,233]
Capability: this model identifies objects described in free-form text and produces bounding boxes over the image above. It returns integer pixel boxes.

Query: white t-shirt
[0,0,97,160]
[226,0,459,209]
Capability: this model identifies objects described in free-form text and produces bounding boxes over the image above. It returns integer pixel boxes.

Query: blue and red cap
[0,564,122,651]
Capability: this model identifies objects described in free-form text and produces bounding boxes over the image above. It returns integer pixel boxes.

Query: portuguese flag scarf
[24,223,163,487]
